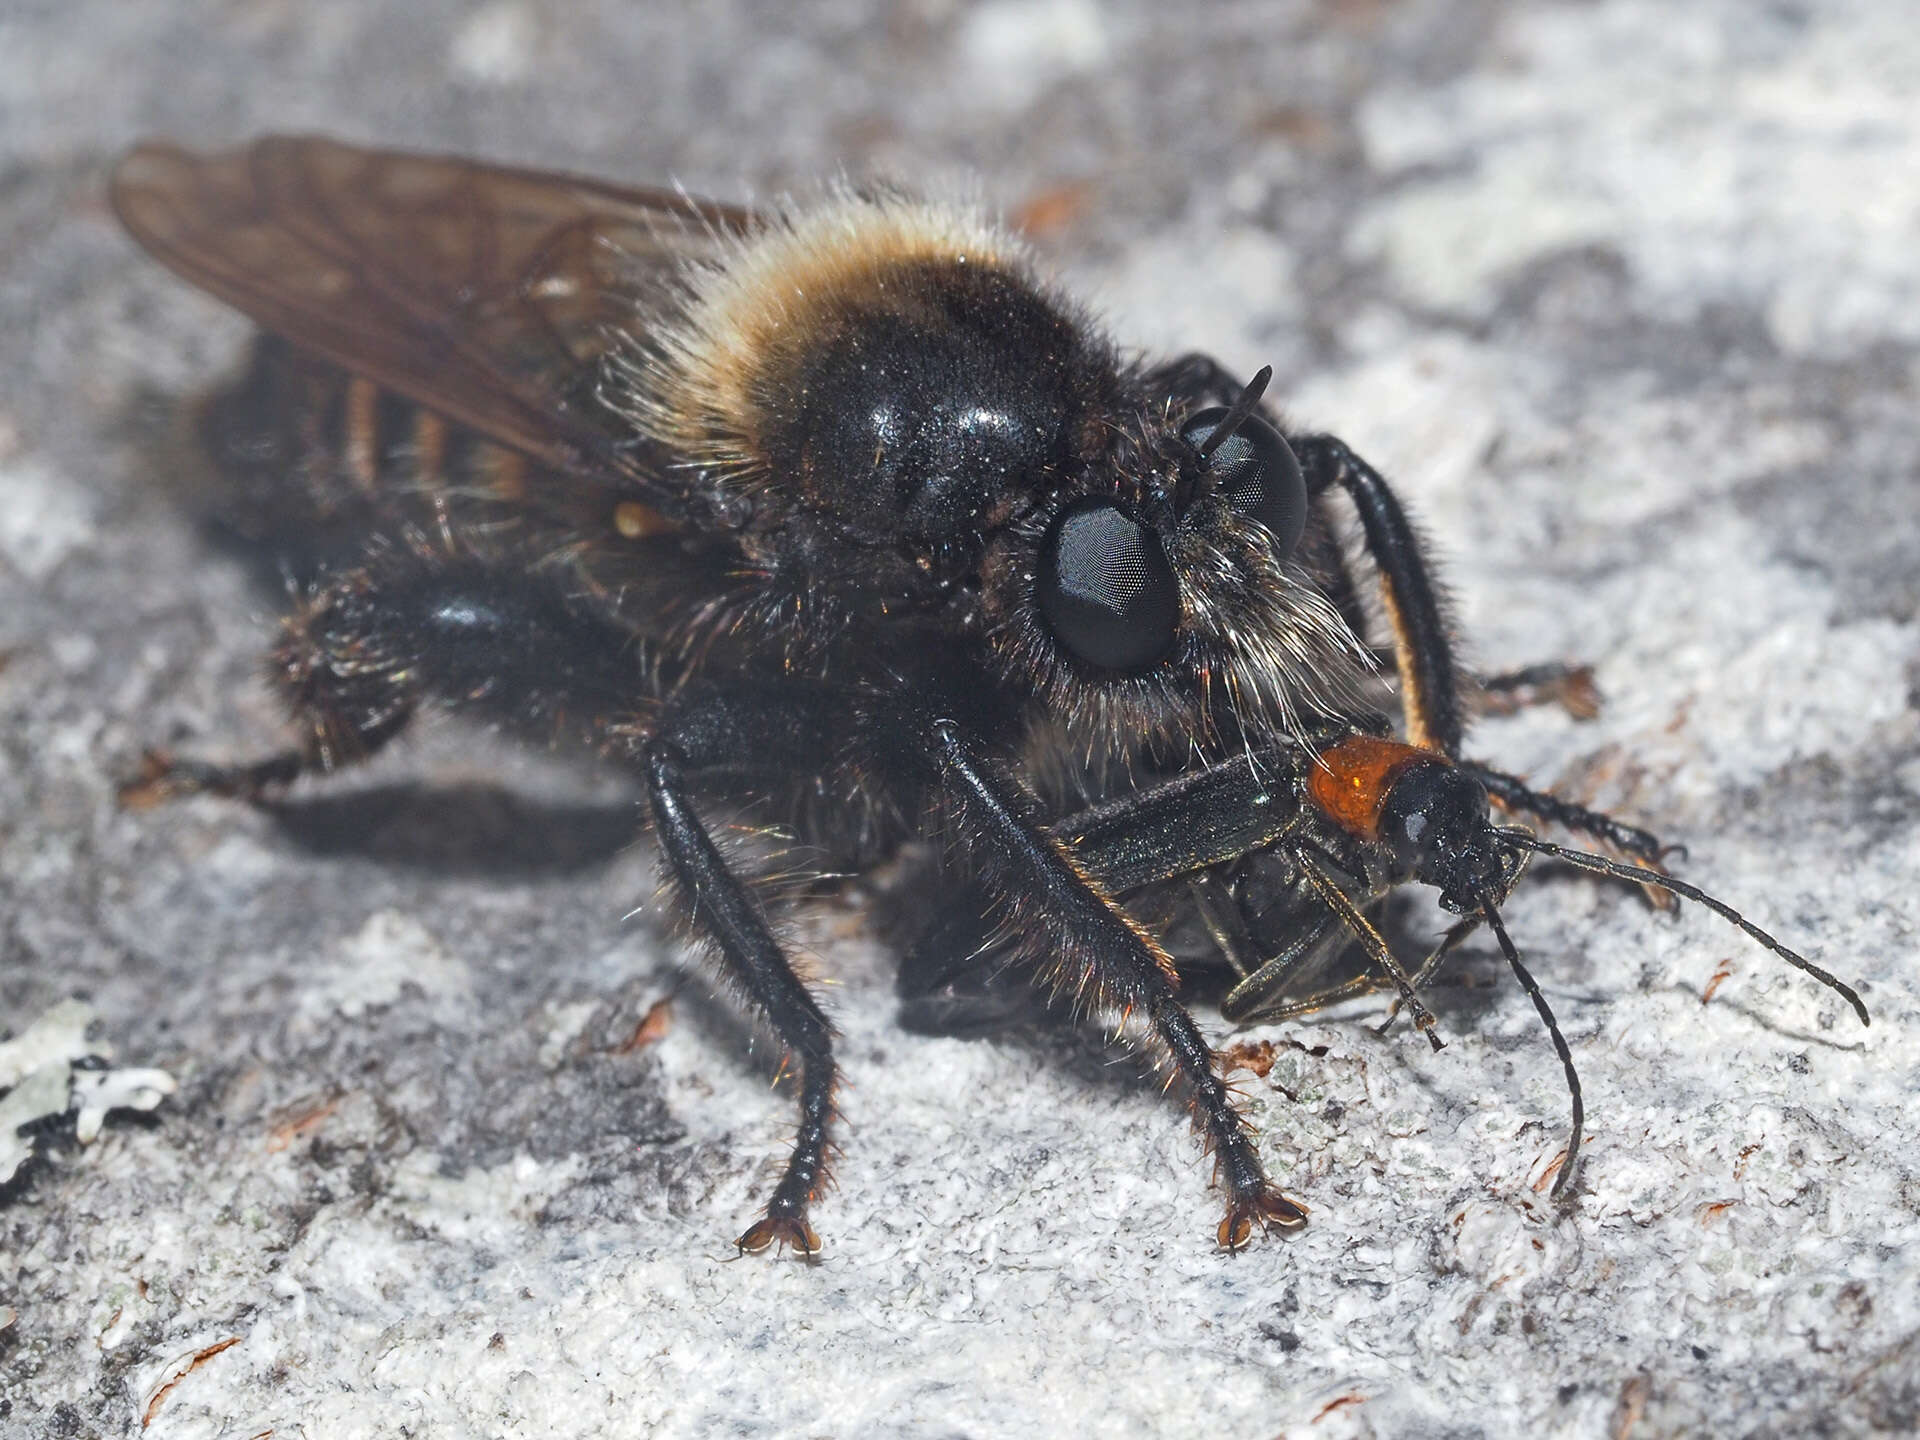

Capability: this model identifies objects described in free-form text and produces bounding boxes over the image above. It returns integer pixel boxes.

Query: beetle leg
[1473,661,1603,721]
[1461,759,1670,866]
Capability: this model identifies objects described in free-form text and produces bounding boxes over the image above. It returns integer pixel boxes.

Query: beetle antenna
[1493,830,1870,1027]
[1196,365,1274,462]
[1480,893,1584,1198]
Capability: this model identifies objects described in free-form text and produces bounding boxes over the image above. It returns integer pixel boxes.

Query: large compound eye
[1180,408,1308,560]
[1038,499,1179,672]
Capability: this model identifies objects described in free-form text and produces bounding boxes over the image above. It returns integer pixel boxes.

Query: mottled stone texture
[3,2,1918,1436]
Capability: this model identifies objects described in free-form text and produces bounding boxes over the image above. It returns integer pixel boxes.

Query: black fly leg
[643,736,835,1257]
[1147,354,1473,757]
[123,567,419,808]
[122,541,647,807]
[1141,351,1251,410]
[632,677,890,1256]
[1294,433,1465,757]
[120,745,316,807]
[920,719,1307,1250]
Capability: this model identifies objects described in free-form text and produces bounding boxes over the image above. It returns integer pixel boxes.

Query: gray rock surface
[3,1,1918,1436]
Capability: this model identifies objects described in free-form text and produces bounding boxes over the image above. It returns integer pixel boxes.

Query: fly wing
[111,135,755,515]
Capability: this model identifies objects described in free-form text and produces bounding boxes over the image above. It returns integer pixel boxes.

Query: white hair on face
[989,498,1378,769]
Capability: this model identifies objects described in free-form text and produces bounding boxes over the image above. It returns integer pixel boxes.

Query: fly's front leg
[918,718,1308,1250]
[1142,351,1252,410]
[635,677,875,1257]
[1294,432,1466,757]
[120,542,645,808]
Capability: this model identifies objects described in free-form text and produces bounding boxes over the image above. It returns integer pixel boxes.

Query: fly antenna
[1494,829,1870,1027]
[1480,893,1584,1198]
[1196,365,1274,462]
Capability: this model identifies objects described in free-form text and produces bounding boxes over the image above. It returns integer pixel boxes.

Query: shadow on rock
[258,783,640,877]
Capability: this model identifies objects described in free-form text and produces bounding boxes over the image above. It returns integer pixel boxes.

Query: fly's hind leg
[119,746,315,808]
[121,564,421,809]
[137,535,847,1256]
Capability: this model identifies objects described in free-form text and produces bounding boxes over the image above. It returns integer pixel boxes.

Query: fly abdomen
[195,334,671,575]
[196,334,498,556]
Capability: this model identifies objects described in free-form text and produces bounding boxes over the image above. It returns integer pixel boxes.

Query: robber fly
[113,136,1631,1256]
